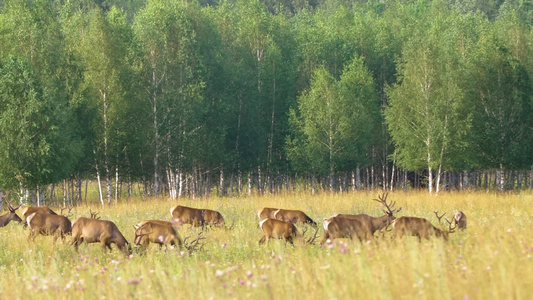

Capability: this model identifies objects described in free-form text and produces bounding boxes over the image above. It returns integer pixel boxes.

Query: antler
[305,226,319,244]
[444,217,456,233]
[89,209,100,219]
[373,192,402,216]
[60,206,73,217]
[5,200,20,212]
[434,211,446,224]
[183,232,206,253]
[226,220,235,230]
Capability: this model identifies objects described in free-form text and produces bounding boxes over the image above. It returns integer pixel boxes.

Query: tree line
[1,0,532,204]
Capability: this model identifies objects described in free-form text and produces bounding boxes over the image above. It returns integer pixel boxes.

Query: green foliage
[288,56,378,177]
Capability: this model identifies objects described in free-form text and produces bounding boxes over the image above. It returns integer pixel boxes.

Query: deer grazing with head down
[0,201,22,227]
[273,209,317,228]
[71,213,131,254]
[27,208,72,242]
[170,205,205,227]
[202,209,225,228]
[392,211,456,241]
[258,218,318,245]
[452,210,467,230]
[258,218,301,245]
[133,220,183,249]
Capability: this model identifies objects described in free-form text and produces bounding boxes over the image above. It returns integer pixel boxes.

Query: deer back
[323,215,371,242]
[260,218,299,240]
[134,220,182,247]
[72,217,129,247]
[170,205,205,227]
[393,216,447,240]
[257,207,278,220]
[27,212,71,235]
[274,209,316,227]
[202,209,225,227]
[21,207,57,224]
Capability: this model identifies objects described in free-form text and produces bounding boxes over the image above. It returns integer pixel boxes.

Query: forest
[1,0,533,203]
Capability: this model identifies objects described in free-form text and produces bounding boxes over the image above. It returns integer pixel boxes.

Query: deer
[71,216,131,254]
[392,211,456,241]
[133,220,183,249]
[27,212,72,242]
[21,206,57,226]
[170,205,205,227]
[257,207,279,220]
[0,200,22,227]
[321,215,374,244]
[333,193,402,237]
[258,218,301,245]
[202,209,225,228]
[452,210,467,230]
[273,209,317,228]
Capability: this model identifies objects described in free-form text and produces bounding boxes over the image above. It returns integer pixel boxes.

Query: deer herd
[0,193,468,255]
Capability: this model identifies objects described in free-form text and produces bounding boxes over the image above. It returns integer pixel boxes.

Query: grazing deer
[27,212,72,242]
[273,209,317,228]
[21,206,57,225]
[452,210,467,230]
[321,215,374,244]
[133,220,183,249]
[335,193,402,236]
[202,209,225,228]
[170,205,205,227]
[257,207,279,220]
[258,218,301,245]
[71,217,131,254]
[0,201,22,227]
[392,212,456,241]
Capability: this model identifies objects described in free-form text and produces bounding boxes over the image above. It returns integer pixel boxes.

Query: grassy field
[0,190,532,299]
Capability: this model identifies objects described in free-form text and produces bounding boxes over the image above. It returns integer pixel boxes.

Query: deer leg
[258,235,266,244]
[320,231,330,244]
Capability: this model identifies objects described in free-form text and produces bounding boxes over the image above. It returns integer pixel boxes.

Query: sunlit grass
[1,190,533,299]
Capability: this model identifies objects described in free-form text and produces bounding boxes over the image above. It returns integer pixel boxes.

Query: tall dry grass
[0,190,532,299]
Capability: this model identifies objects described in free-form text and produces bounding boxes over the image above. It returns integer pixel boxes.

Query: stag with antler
[330,193,402,237]
[0,200,22,227]
[392,211,456,241]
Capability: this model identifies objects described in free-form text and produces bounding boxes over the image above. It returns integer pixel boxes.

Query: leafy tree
[466,25,533,189]
[385,11,473,193]
[287,55,378,190]
[0,57,78,190]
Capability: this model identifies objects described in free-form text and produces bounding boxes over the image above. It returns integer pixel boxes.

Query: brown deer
[257,207,279,220]
[21,206,57,225]
[333,193,402,236]
[27,212,72,242]
[273,209,317,228]
[392,211,456,241]
[202,209,225,228]
[133,220,183,249]
[71,217,131,254]
[452,210,467,230]
[258,218,301,245]
[321,215,374,244]
[0,201,22,227]
[170,205,205,227]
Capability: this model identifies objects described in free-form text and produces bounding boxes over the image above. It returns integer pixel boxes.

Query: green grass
[1,190,533,299]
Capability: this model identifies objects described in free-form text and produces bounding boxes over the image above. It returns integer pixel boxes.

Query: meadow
[0,190,532,300]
